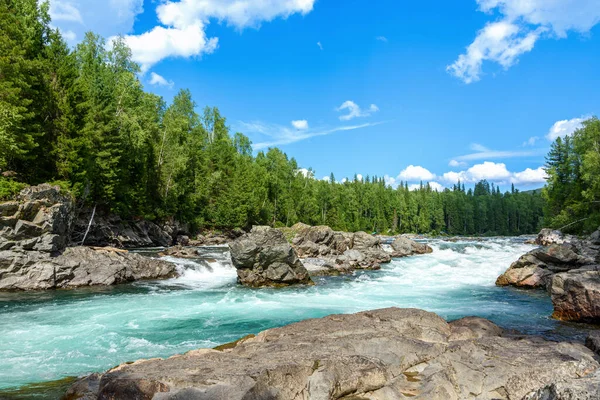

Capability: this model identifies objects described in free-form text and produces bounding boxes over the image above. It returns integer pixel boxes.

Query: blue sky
[48,0,600,190]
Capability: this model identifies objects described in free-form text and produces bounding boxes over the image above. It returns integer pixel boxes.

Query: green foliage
[0,1,546,234]
[543,117,600,233]
[0,178,27,201]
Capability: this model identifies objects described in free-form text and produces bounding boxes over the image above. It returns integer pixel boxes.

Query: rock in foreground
[67,307,599,400]
[550,266,600,323]
[230,226,313,287]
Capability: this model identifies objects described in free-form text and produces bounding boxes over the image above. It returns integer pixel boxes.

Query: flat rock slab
[67,308,599,400]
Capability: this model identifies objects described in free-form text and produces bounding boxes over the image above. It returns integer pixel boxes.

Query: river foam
[0,238,591,390]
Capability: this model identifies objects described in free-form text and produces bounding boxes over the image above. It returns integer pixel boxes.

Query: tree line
[0,0,545,235]
[543,117,600,233]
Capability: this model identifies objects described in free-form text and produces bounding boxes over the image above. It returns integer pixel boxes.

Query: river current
[0,238,594,390]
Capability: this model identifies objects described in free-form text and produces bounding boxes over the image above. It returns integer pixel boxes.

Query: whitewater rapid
[0,239,589,390]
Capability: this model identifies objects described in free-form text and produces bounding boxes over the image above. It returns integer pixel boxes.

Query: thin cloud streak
[454,149,545,161]
[245,121,386,150]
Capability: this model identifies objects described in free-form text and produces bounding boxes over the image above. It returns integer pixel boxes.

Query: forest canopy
[0,0,562,235]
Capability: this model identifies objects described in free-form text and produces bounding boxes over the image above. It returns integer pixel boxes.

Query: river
[0,238,594,391]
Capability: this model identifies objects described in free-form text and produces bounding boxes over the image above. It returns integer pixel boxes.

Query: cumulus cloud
[442,161,547,186]
[449,159,467,168]
[398,165,436,181]
[448,0,600,83]
[238,121,385,150]
[546,117,585,141]
[407,182,445,192]
[291,120,309,130]
[336,101,379,121]
[115,0,316,70]
[149,72,174,88]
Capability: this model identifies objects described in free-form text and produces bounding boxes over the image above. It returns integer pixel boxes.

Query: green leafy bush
[0,178,27,201]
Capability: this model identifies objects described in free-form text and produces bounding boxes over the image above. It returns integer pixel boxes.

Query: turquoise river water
[0,238,595,391]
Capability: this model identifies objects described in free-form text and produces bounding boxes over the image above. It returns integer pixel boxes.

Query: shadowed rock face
[66,307,599,400]
[229,226,313,287]
[550,266,600,323]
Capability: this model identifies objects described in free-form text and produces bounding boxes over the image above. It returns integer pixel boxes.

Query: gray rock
[536,228,566,246]
[67,308,599,400]
[526,370,600,400]
[550,266,600,322]
[71,213,173,248]
[229,226,313,287]
[352,230,380,250]
[391,236,433,257]
[496,245,591,289]
[0,246,178,290]
[585,331,600,355]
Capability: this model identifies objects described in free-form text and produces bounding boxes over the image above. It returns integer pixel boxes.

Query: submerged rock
[0,246,178,290]
[67,307,599,400]
[229,226,313,287]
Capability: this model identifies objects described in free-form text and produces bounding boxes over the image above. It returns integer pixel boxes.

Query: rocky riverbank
[497,228,600,323]
[0,184,178,290]
[65,307,600,400]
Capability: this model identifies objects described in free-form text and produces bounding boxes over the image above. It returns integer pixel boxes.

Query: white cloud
[239,121,385,150]
[511,167,548,185]
[546,117,585,141]
[49,1,83,23]
[522,136,539,146]
[291,120,309,130]
[453,143,542,162]
[449,159,467,168]
[356,174,363,181]
[448,0,600,83]
[321,176,331,182]
[49,0,144,42]
[118,22,219,72]
[296,168,313,178]
[336,101,379,121]
[376,36,388,42]
[116,0,316,70]
[398,165,436,181]
[407,182,445,192]
[442,161,546,186]
[317,41,323,50]
[149,72,174,88]
[61,29,77,42]
[448,21,543,84]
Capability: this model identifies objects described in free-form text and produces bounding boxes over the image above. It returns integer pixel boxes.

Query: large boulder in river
[391,236,433,257]
[496,244,591,289]
[0,246,178,290]
[67,307,599,400]
[230,226,313,287]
